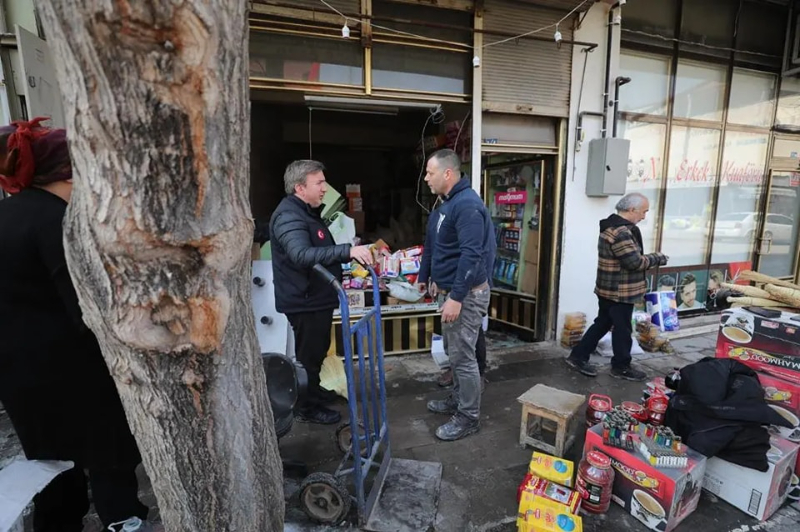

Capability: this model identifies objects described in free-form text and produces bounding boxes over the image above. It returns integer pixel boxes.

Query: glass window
[680,0,736,59]
[711,131,769,264]
[249,32,363,86]
[619,53,671,116]
[662,126,721,266]
[776,77,800,129]
[621,0,677,50]
[372,45,469,94]
[759,172,800,278]
[673,61,727,121]
[727,70,777,127]
[619,121,665,252]
[372,0,472,44]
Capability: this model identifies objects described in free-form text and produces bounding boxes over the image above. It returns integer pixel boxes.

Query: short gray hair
[615,193,648,213]
[284,160,326,195]
[428,149,461,174]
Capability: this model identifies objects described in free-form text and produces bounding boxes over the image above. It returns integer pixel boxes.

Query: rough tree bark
[33,1,284,530]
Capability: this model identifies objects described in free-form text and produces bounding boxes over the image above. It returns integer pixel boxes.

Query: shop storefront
[616,0,800,316]
[248,0,588,350]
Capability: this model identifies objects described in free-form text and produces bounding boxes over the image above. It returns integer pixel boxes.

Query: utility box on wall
[585,137,630,197]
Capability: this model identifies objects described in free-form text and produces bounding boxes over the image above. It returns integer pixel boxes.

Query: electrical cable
[453,109,471,156]
[414,105,446,214]
[319,0,590,49]
[308,107,313,159]
[620,28,781,58]
[572,46,592,181]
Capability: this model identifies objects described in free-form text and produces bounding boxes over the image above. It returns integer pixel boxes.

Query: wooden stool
[517,384,586,457]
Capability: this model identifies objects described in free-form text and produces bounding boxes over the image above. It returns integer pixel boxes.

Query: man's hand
[350,245,374,265]
[659,253,669,265]
[441,298,462,323]
[416,282,427,294]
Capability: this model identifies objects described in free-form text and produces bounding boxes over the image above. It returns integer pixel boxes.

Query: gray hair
[428,149,461,174]
[615,193,648,213]
[284,160,326,195]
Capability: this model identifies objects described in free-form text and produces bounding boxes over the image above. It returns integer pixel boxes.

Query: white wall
[557,3,622,334]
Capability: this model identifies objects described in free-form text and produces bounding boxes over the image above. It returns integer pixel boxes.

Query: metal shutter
[483,0,574,117]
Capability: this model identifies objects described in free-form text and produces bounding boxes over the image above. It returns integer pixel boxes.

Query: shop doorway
[755,136,800,282]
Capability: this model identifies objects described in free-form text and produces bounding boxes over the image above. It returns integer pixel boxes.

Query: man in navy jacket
[420,149,496,441]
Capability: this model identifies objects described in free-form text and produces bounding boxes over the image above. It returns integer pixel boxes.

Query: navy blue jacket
[418,179,495,302]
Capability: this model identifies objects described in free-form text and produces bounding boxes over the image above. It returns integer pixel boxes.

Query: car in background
[713,212,795,243]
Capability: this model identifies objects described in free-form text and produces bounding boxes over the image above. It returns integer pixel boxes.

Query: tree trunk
[33,1,284,530]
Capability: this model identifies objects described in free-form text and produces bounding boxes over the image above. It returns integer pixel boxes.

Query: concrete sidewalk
[2,331,799,531]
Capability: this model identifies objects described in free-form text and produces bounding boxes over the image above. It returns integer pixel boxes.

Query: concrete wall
[557,3,622,333]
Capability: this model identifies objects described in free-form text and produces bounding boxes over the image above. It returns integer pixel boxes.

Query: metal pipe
[612,76,631,137]
[576,111,604,145]
[602,2,621,138]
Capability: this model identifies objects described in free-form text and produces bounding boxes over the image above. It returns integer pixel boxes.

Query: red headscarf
[0,117,72,194]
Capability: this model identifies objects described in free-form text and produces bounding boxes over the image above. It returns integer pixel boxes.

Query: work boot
[107,517,164,532]
[427,395,458,415]
[435,413,480,441]
[564,356,598,377]
[611,365,648,382]
[317,388,343,404]
[296,405,342,425]
[437,368,453,387]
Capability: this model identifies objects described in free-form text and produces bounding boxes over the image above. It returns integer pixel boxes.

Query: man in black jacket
[270,160,373,425]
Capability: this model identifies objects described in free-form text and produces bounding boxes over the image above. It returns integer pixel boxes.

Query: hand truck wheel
[299,472,351,524]
[335,421,367,456]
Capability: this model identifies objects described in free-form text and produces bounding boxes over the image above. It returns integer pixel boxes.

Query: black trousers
[33,465,147,532]
[570,296,634,370]
[287,309,334,410]
[476,327,487,376]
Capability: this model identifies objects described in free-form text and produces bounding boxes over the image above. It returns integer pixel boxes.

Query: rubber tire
[334,421,367,456]
[299,472,351,525]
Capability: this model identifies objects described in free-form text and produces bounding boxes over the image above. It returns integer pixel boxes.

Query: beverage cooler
[486,160,543,297]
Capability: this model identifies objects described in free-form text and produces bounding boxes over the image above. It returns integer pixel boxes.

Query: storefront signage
[495,191,528,204]
[791,173,800,187]
[627,157,766,186]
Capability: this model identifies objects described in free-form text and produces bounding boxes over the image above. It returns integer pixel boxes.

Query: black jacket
[666,358,792,472]
[270,195,352,314]
[0,188,141,469]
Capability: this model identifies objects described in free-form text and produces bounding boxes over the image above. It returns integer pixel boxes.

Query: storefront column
[470,3,483,194]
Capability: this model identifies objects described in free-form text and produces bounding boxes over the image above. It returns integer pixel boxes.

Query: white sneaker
[108,517,164,532]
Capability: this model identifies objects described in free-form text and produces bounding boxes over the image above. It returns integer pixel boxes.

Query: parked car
[713,212,795,243]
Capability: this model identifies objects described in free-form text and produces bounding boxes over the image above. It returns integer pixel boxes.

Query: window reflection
[620,121,665,251]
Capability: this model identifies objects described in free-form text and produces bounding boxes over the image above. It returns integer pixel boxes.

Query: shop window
[372,45,470,94]
[662,126,721,267]
[673,61,727,122]
[710,132,769,265]
[776,77,800,130]
[620,0,677,50]
[759,172,800,279]
[619,121,666,252]
[727,69,777,128]
[372,0,472,45]
[619,52,671,116]
[736,0,787,66]
[680,0,735,59]
[249,32,363,86]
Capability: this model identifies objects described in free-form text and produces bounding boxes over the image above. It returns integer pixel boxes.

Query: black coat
[269,195,351,314]
[0,188,141,469]
[666,357,792,472]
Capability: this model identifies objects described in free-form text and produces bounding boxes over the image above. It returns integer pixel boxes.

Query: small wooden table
[517,384,586,457]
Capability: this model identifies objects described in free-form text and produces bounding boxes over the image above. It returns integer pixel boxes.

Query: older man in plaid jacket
[566,193,668,381]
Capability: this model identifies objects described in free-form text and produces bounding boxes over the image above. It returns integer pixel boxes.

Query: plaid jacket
[595,215,665,304]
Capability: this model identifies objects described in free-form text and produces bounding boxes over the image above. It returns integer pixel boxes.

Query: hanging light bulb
[554,29,562,43]
[472,55,481,68]
[341,24,350,38]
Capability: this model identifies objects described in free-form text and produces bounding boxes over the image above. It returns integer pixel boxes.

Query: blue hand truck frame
[312,264,391,526]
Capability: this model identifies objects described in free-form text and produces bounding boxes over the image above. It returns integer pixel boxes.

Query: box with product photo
[584,425,707,532]
[756,370,800,417]
[702,436,798,521]
[716,307,800,361]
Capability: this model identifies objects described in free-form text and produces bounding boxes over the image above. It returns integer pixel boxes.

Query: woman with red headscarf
[0,119,158,532]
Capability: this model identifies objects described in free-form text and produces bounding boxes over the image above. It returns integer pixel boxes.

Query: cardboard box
[517,501,583,532]
[345,184,361,198]
[584,424,707,532]
[716,308,800,361]
[519,477,582,515]
[716,341,800,382]
[702,436,798,521]
[756,370,800,416]
[528,453,574,488]
[348,210,365,235]
[349,198,363,212]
